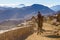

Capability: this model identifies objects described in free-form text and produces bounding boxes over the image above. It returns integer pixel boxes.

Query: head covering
[37,11,41,18]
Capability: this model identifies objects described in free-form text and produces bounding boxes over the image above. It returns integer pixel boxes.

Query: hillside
[0,20,24,30]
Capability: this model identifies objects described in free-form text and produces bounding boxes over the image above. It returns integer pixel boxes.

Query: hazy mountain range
[0,4,55,21]
[51,5,60,11]
[0,4,60,29]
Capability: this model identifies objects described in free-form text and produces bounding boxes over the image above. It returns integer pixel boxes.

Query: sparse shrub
[56,11,60,23]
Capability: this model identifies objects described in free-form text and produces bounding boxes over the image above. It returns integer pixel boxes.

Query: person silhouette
[37,11,43,35]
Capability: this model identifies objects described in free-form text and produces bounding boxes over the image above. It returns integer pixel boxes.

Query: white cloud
[0,3,54,8]
[0,4,20,8]
[44,4,56,7]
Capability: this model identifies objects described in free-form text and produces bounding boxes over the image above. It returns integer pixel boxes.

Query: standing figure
[37,11,43,35]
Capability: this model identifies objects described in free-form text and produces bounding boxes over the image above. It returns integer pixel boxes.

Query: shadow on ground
[45,35,60,38]
[41,29,60,38]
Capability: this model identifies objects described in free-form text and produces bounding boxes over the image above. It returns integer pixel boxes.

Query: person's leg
[37,23,40,35]
[39,23,43,34]
[39,28,42,35]
[37,27,39,35]
[37,23,43,35]
[37,27,42,35]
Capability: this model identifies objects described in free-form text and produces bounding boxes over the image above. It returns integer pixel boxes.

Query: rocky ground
[25,23,60,40]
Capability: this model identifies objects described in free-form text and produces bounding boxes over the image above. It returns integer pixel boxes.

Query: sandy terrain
[0,21,60,40]
[25,23,60,40]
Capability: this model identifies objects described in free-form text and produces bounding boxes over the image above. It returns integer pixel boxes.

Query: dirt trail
[25,23,60,40]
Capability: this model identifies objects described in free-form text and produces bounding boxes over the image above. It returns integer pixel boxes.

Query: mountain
[51,5,60,11]
[0,4,55,21]
[18,4,25,7]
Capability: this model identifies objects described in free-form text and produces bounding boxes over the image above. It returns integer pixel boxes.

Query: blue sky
[0,0,60,7]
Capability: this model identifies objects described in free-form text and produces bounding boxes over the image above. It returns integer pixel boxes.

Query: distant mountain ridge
[51,5,60,11]
[0,4,55,21]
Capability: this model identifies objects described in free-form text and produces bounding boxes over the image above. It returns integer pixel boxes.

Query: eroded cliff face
[0,23,34,40]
